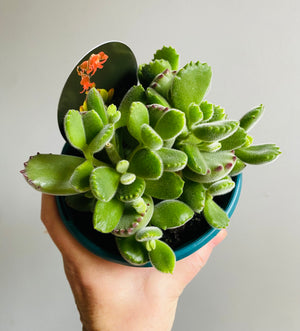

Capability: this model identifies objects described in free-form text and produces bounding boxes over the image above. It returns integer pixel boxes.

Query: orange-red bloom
[77,51,108,93]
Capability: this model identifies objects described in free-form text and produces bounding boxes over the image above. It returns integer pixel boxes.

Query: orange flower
[79,74,95,94]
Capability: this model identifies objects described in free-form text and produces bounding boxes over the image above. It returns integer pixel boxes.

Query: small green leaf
[200,101,214,121]
[86,87,108,125]
[171,62,212,112]
[64,110,87,150]
[127,102,149,142]
[116,236,149,266]
[82,110,103,144]
[220,127,248,150]
[180,181,206,213]
[87,124,114,154]
[70,160,94,192]
[186,103,203,128]
[23,154,85,195]
[93,198,124,233]
[151,200,194,230]
[203,196,230,229]
[135,226,163,242]
[153,46,179,70]
[147,104,167,127]
[149,240,176,274]
[146,87,170,108]
[208,105,227,122]
[129,148,163,179]
[145,172,184,199]
[138,59,172,87]
[154,109,185,140]
[120,173,136,185]
[240,104,264,132]
[149,69,175,99]
[181,144,208,175]
[90,166,120,202]
[192,120,239,142]
[117,85,147,128]
[207,177,235,196]
[156,147,188,172]
[116,160,130,174]
[116,177,146,202]
[235,144,281,164]
[140,124,163,150]
[229,158,246,176]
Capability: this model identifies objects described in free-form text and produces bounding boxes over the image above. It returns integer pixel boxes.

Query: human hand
[41,194,227,331]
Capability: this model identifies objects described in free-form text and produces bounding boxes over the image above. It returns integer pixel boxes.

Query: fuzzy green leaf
[186,103,203,128]
[145,172,184,199]
[220,127,248,151]
[180,181,206,213]
[116,236,149,266]
[90,166,120,202]
[127,102,149,142]
[70,160,94,192]
[203,196,230,229]
[93,198,124,233]
[229,158,247,176]
[64,110,87,150]
[129,148,163,179]
[117,85,147,128]
[235,144,281,164]
[208,105,227,122]
[149,69,175,99]
[154,109,185,140]
[23,154,85,195]
[86,87,108,125]
[153,46,179,70]
[117,177,146,202]
[146,87,170,108]
[82,110,103,144]
[135,226,163,242]
[151,200,194,230]
[171,62,212,112]
[200,101,214,121]
[149,240,176,274]
[87,124,114,154]
[140,124,163,150]
[240,104,264,132]
[192,120,239,142]
[156,148,188,171]
[147,104,168,127]
[181,144,208,175]
[138,59,172,87]
[207,177,236,196]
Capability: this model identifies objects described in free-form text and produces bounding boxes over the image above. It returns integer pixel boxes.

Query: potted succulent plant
[21,42,280,273]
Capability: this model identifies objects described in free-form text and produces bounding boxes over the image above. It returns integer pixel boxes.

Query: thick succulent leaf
[64,110,87,150]
[129,148,163,179]
[147,104,168,127]
[140,124,163,150]
[70,160,94,192]
[116,236,150,266]
[65,194,95,212]
[151,200,194,230]
[156,148,188,171]
[192,120,239,142]
[198,141,222,152]
[86,87,108,125]
[150,69,175,99]
[113,195,154,237]
[117,85,147,128]
[120,173,136,185]
[186,103,203,128]
[90,166,120,201]
[127,102,149,142]
[153,46,179,70]
[135,226,163,242]
[154,109,185,140]
[116,160,130,174]
[171,62,212,112]
[117,177,146,202]
[145,172,184,199]
[93,198,124,233]
[82,110,103,144]
[23,154,85,195]
[138,59,172,87]
[183,150,237,183]
[208,105,227,122]
[240,104,264,132]
[229,158,247,176]
[220,127,248,150]
[207,177,235,196]
[180,181,206,213]
[149,240,176,274]
[87,124,114,154]
[146,87,170,107]
[203,196,230,229]
[235,144,281,164]
[200,101,214,122]
[181,144,208,175]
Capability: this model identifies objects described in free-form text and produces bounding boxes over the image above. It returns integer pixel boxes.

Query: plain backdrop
[1,0,299,330]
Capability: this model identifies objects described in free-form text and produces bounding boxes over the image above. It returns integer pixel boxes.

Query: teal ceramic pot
[56,144,242,267]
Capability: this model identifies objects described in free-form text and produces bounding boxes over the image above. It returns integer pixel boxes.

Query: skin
[41,194,227,331]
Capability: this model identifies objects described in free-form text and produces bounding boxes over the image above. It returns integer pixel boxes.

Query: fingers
[172,229,227,291]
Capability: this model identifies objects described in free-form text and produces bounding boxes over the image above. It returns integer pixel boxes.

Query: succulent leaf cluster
[21,46,280,273]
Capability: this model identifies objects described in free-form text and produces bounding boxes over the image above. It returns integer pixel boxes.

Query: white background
[1,0,299,330]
